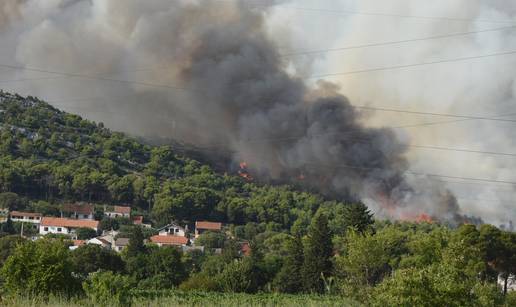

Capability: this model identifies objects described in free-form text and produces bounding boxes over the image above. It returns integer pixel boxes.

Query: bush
[83,271,134,306]
[179,273,220,292]
[1,238,80,298]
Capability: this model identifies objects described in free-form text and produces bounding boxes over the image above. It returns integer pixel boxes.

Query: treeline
[0,213,515,306]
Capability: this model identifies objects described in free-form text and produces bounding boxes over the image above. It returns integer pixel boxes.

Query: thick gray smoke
[0,0,475,222]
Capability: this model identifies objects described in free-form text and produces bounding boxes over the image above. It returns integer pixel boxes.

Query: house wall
[65,212,94,220]
[159,226,185,237]
[11,216,41,224]
[39,225,71,235]
[105,212,130,218]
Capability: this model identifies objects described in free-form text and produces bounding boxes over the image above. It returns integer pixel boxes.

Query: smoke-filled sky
[0,0,515,227]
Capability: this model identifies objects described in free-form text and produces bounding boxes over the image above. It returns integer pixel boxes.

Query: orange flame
[415,213,433,223]
[238,161,253,181]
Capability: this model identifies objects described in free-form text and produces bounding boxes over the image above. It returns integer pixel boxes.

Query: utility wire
[281,25,516,57]
[232,1,516,24]
[307,49,516,79]
[0,63,197,93]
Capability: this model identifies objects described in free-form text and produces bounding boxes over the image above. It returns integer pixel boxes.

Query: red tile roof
[62,203,94,215]
[114,206,131,214]
[150,235,189,245]
[73,240,86,247]
[10,211,42,218]
[41,217,99,229]
[195,221,222,231]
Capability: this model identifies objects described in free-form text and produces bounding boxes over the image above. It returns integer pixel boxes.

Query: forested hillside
[0,91,348,232]
[0,91,515,306]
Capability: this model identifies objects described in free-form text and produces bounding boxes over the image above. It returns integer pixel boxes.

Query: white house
[104,206,131,218]
[157,222,187,237]
[9,211,42,224]
[114,238,129,252]
[61,203,95,220]
[39,217,99,236]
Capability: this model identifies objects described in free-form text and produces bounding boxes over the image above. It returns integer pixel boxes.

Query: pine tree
[302,211,333,293]
[126,226,145,257]
[343,203,374,234]
[274,235,304,293]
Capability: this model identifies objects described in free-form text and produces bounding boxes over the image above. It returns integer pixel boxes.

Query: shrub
[83,271,134,306]
[179,273,220,292]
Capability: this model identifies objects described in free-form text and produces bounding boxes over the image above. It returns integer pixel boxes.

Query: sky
[0,0,515,227]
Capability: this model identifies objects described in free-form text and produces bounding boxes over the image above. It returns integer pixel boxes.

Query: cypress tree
[126,226,145,257]
[273,235,304,293]
[302,211,333,293]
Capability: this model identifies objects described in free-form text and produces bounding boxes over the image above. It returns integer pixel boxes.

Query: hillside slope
[0,90,352,232]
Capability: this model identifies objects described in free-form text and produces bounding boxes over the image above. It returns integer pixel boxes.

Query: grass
[0,291,361,307]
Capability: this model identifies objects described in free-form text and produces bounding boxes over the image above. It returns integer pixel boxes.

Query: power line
[237,1,516,24]
[307,49,516,79]
[281,25,516,57]
[0,63,197,93]
[355,106,516,124]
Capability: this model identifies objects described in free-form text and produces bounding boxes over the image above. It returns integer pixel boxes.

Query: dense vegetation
[0,91,515,306]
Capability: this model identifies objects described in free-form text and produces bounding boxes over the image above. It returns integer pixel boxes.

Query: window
[175,228,179,233]
[44,227,48,231]
[29,217,34,220]
[57,227,62,232]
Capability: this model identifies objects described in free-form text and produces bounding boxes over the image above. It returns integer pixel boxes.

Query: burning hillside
[0,0,470,223]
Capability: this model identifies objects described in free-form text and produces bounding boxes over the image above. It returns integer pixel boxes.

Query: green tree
[273,235,304,293]
[302,211,333,293]
[0,235,25,267]
[75,227,98,240]
[343,203,374,234]
[1,239,80,297]
[139,246,187,288]
[0,216,16,235]
[71,245,125,279]
[83,271,134,307]
[125,226,145,257]
[196,231,226,249]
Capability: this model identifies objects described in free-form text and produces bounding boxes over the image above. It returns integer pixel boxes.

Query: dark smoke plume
[0,0,465,221]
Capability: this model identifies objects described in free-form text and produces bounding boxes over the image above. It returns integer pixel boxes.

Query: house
[132,215,152,228]
[104,206,131,219]
[69,240,86,251]
[114,238,130,252]
[157,222,187,237]
[9,211,42,224]
[87,237,112,250]
[98,230,119,246]
[150,235,189,247]
[61,203,95,220]
[195,221,222,238]
[39,217,99,236]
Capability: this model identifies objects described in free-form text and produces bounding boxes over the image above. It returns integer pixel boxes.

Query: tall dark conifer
[302,211,333,293]
[274,235,304,293]
[344,203,374,234]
